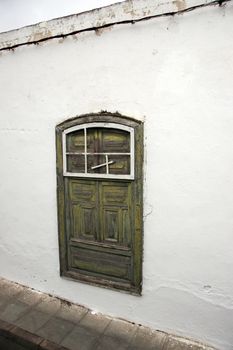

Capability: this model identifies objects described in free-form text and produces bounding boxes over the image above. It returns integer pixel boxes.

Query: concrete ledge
[0,0,231,50]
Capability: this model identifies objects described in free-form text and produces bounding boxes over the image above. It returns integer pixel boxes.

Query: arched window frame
[63,122,135,179]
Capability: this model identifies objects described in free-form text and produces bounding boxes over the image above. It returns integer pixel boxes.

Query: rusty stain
[95,20,106,27]
[95,28,101,36]
[173,0,187,11]
[95,26,112,36]
[29,29,52,42]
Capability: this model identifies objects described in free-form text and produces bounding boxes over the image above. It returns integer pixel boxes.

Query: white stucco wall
[0,1,233,349]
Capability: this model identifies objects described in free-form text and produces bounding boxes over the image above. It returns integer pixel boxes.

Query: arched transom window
[63,123,134,179]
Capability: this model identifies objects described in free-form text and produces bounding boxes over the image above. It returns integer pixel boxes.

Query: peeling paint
[29,29,52,42]
[94,26,112,36]
[0,0,232,52]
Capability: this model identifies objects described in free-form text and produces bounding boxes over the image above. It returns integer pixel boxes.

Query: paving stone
[0,293,11,309]
[0,278,215,350]
[35,296,62,315]
[129,326,167,350]
[162,335,212,350]
[16,288,44,306]
[0,335,27,350]
[55,303,87,324]
[79,311,111,334]
[0,280,25,298]
[39,339,70,350]
[35,316,75,344]
[9,326,43,350]
[0,318,14,334]
[104,318,138,343]
[61,325,98,350]
[0,300,30,323]
[15,309,52,333]
[95,335,129,350]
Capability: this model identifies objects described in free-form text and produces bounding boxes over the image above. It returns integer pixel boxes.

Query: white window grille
[62,122,135,180]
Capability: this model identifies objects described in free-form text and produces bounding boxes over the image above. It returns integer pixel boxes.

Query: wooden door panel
[102,128,130,153]
[70,246,131,280]
[67,179,133,280]
[86,128,99,153]
[101,207,131,247]
[66,129,85,153]
[68,180,98,241]
[69,180,97,203]
[101,182,131,206]
[67,154,85,173]
[103,208,119,243]
[100,182,132,247]
[108,155,130,175]
[122,209,131,246]
[71,204,97,240]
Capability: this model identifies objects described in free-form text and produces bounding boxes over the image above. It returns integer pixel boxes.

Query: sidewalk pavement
[0,277,215,350]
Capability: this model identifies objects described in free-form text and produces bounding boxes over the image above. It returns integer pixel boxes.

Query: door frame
[56,112,144,294]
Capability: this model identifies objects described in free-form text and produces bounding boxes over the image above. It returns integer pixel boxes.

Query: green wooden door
[67,179,133,281]
[56,114,143,294]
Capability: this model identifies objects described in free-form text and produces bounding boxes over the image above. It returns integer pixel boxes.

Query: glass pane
[109,155,130,175]
[87,155,106,174]
[67,155,85,173]
[66,129,84,153]
[102,128,130,153]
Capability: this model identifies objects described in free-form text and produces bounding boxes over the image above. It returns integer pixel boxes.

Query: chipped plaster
[0,0,231,51]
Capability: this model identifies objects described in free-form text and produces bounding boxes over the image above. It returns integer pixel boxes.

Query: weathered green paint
[56,112,143,294]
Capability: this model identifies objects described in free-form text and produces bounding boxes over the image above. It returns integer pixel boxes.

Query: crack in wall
[0,128,40,132]
[0,0,231,52]
[143,276,233,310]
[143,204,154,221]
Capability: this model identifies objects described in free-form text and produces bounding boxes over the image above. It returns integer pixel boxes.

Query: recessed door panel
[71,204,97,240]
[69,181,97,203]
[70,246,131,280]
[100,182,132,247]
[103,209,119,243]
[101,182,130,206]
[68,180,98,241]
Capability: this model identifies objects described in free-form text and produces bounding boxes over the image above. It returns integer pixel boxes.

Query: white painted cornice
[0,0,231,50]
